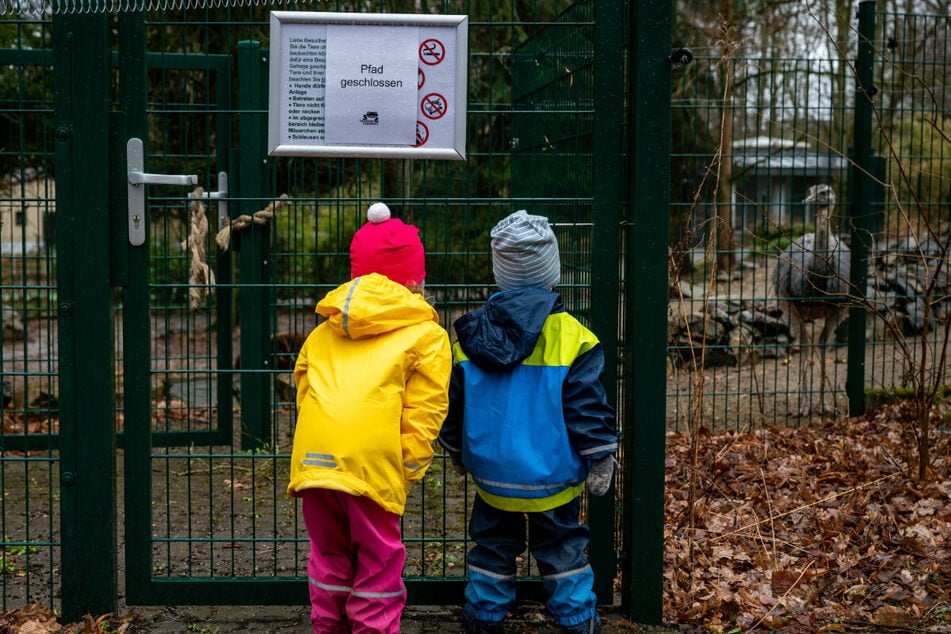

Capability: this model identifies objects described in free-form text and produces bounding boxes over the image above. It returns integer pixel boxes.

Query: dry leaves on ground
[0,603,60,633]
[0,605,135,634]
[664,400,951,632]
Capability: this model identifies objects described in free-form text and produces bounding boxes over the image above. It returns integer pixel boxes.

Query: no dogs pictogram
[421,92,448,120]
[419,39,446,66]
[414,121,430,147]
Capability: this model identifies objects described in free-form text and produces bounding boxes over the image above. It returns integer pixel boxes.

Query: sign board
[268,11,468,160]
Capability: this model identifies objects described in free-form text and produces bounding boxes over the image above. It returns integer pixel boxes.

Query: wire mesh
[0,16,60,611]
[123,0,598,602]
[669,50,854,432]
[667,10,950,433]
[3,0,946,615]
[866,11,951,408]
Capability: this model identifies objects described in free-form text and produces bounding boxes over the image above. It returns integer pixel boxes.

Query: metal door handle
[127,137,198,246]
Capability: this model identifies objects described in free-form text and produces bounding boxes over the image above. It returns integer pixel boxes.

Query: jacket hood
[454,286,561,371]
[317,272,439,339]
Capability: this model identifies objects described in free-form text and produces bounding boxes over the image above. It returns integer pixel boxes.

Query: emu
[772,184,851,418]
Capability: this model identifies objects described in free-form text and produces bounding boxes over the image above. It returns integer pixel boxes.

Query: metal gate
[1,0,676,624]
[114,2,617,611]
[43,0,656,622]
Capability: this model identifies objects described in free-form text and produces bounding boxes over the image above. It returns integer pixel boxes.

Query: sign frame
[268,11,468,160]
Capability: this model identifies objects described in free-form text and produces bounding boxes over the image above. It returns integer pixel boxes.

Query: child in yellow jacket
[288,203,451,633]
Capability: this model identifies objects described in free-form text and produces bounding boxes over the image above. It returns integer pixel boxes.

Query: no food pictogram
[419,39,446,66]
[421,92,448,120]
[414,121,429,147]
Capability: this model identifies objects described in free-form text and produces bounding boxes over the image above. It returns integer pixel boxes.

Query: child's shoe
[561,613,601,634]
[461,608,505,634]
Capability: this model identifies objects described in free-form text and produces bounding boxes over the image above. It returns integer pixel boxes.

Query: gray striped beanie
[490,210,561,290]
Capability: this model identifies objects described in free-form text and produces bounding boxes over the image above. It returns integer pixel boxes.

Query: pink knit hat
[349,203,426,286]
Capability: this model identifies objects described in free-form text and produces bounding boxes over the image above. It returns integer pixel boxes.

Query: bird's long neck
[815,204,830,248]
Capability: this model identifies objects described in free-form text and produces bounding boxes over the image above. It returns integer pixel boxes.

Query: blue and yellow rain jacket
[438,287,617,512]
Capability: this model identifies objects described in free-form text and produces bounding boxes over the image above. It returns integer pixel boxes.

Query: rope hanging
[215,194,288,252]
[183,187,215,311]
[179,191,287,311]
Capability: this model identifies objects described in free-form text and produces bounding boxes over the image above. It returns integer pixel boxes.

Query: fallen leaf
[871,604,918,628]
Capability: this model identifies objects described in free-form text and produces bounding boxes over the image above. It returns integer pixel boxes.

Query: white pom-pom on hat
[367,202,392,224]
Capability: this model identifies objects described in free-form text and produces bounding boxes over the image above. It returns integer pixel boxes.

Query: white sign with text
[269,12,468,160]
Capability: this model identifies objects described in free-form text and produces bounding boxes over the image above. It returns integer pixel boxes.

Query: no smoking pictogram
[419,39,446,66]
[414,121,430,147]
[421,92,448,120]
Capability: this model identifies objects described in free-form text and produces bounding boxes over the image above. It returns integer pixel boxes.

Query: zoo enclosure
[1,0,947,627]
[0,0,669,625]
[667,5,951,433]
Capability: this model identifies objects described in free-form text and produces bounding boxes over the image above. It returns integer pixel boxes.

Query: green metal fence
[667,5,951,433]
[867,10,951,408]
[10,0,946,626]
[2,0,671,624]
[116,0,617,613]
[668,44,857,430]
[0,21,59,611]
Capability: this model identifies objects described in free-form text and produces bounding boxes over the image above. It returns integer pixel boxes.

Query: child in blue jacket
[439,210,617,634]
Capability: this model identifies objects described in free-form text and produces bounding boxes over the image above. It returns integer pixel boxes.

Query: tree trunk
[716,58,736,273]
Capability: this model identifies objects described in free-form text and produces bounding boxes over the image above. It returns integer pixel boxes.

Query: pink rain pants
[301,489,406,634]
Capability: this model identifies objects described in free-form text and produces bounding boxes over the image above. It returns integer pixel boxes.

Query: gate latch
[127,137,198,246]
[200,172,229,230]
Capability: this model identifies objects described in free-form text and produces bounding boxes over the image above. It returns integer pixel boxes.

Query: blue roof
[733,148,848,175]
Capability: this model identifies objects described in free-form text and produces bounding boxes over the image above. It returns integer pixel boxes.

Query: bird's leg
[815,341,835,418]
[787,308,802,355]
[795,315,821,418]
[814,314,843,418]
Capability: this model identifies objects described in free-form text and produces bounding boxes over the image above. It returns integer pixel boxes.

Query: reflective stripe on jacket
[439,287,617,512]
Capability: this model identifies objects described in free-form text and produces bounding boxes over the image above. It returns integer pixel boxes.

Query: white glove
[586,456,615,496]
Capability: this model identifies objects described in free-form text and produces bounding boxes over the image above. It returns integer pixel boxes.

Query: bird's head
[804,184,836,207]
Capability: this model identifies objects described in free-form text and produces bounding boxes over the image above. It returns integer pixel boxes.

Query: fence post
[53,11,118,621]
[590,0,624,604]
[623,2,671,625]
[236,40,273,450]
[116,10,156,605]
[847,0,877,417]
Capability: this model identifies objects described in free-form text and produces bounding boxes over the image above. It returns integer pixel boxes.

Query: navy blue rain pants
[463,493,597,627]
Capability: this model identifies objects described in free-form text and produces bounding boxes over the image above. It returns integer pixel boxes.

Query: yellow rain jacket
[287,273,451,516]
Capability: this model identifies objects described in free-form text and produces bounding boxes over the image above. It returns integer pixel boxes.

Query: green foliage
[0,20,55,179]
[0,538,39,576]
[271,190,366,299]
[272,200,321,293]
[883,114,951,226]
[753,221,813,253]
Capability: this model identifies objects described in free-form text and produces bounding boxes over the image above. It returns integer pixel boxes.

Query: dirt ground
[0,442,665,632]
[114,603,681,633]
[666,254,944,434]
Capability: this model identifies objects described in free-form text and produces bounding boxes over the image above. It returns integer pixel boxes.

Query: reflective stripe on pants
[302,489,406,633]
[465,493,597,626]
